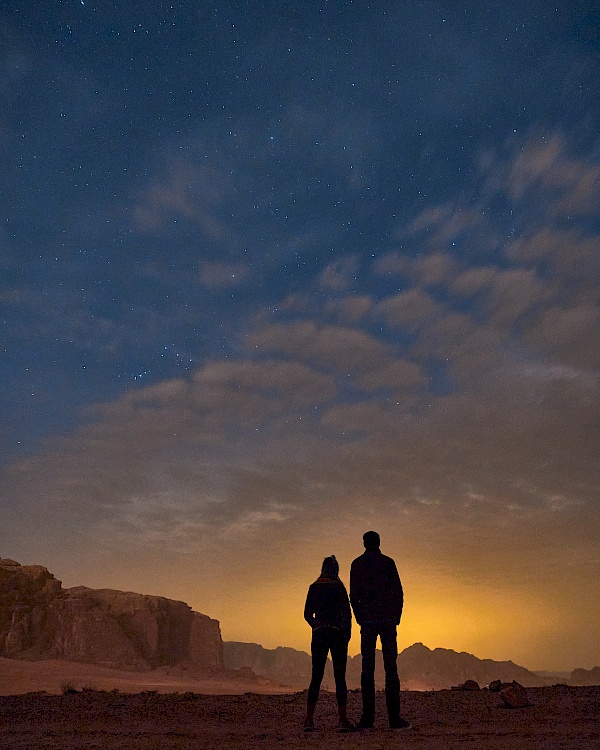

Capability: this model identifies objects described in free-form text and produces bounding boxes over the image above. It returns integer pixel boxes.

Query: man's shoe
[389,718,411,730]
[337,719,356,733]
[357,717,374,729]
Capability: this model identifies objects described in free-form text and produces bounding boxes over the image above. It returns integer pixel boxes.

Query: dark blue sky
[1,1,600,669]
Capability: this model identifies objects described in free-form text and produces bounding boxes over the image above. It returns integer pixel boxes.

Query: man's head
[363,530,381,550]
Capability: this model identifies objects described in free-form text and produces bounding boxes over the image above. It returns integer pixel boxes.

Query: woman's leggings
[307,626,348,706]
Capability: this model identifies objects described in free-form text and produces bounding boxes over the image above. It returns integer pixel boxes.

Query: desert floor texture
[1,661,599,749]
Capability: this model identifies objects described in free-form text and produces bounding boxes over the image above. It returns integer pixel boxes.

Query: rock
[488,679,502,692]
[499,681,530,708]
[0,559,223,672]
[451,679,480,691]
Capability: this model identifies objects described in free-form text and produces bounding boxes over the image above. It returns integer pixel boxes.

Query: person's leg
[306,628,329,728]
[379,623,406,728]
[330,630,351,727]
[359,624,378,727]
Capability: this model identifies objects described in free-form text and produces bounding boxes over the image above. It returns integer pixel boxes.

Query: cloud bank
[3,133,599,671]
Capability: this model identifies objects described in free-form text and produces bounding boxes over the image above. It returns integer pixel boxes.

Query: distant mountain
[223,642,313,688]
[397,642,551,690]
[534,670,571,681]
[223,640,556,691]
[570,666,600,686]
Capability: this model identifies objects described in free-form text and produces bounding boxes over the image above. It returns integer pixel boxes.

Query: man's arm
[339,583,352,640]
[389,559,404,623]
[349,559,362,625]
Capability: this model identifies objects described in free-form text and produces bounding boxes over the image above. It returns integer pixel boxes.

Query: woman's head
[320,555,339,579]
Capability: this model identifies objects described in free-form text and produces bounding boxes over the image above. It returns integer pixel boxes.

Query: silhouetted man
[350,531,410,729]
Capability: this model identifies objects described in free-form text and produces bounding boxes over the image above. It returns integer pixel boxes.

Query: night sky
[2,1,599,671]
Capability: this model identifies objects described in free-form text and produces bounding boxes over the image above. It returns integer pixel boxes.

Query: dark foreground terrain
[1,685,599,750]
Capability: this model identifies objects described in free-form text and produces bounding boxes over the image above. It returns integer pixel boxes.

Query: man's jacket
[350,549,403,625]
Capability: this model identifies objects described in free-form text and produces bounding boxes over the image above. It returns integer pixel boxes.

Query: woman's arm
[304,585,315,627]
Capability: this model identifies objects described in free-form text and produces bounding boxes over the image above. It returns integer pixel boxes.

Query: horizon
[2,1,599,677]
[4,555,597,674]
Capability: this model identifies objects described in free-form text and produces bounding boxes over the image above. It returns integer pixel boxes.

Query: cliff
[0,559,223,672]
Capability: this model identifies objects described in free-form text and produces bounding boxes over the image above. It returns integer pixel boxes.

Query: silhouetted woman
[303,555,354,732]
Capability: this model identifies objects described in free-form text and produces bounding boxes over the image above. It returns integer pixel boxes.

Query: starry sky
[2,1,600,672]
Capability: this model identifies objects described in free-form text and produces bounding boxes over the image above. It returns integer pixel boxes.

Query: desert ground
[1,660,599,749]
[0,657,288,697]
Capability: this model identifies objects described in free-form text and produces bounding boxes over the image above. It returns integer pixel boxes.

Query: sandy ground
[0,680,599,749]
[0,657,289,696]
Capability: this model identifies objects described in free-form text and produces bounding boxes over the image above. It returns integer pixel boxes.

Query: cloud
[451,266,496,297]
[317,255,359,291]
[374,252,457,288]
[354,359,425,391]
[376,288,441,330]
[199,261,251,288]
[324,295,373,324]
[3,130,600,667]
[247,321,389,372]
[320,401,391,433]
[507,134,600,216]
[522,301,600,369]
[414,312,505,383]
[133,159,233,243]
[194,359,336,405]
[484,267,548,328]
[0,284,120,353]
[405,203,487,247]
[506,228,600,292]
[373,252,411,276]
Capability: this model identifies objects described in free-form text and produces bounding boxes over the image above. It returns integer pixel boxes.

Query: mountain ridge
[223,640,600,690]
[3,558,598,690]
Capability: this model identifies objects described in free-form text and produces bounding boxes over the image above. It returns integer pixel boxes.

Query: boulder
[499,681,530,708]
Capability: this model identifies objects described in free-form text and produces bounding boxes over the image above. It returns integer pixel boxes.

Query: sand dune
[0,665,598,750]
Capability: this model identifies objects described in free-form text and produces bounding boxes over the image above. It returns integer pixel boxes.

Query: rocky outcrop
[0,559,223,672]
[569,666,600,686]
